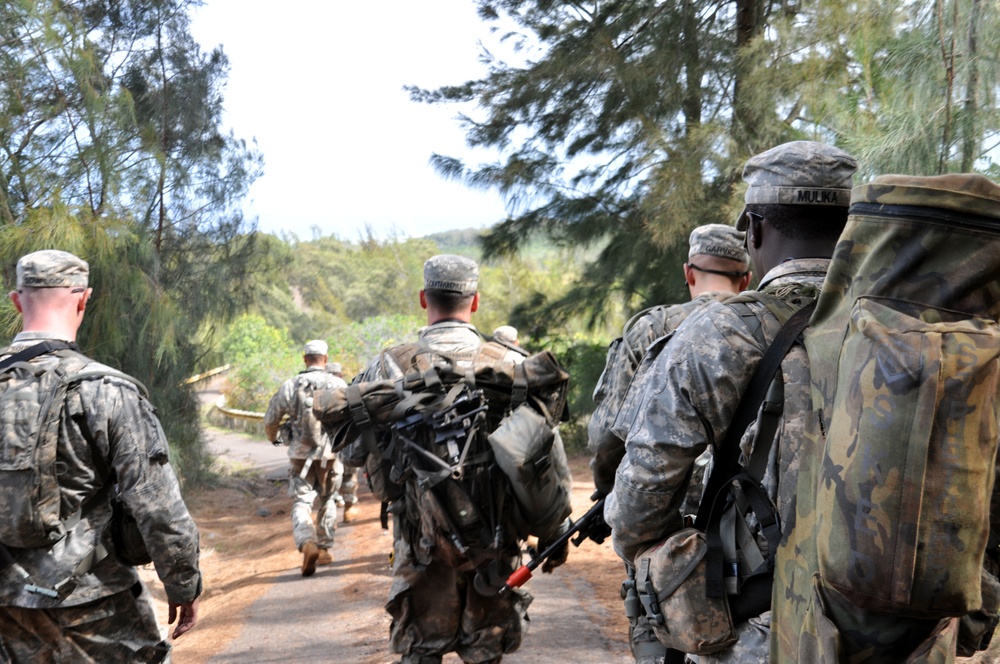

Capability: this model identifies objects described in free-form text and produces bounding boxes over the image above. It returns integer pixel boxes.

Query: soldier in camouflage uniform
[0,250,201,663]
[325,361,360,521]
[346,255,566,664]
[588,224,751,664]
[606,141,857,663]
[265,340,347,576]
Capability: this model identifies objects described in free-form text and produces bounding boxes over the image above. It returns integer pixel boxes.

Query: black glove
[539,518,572,573]
[585,510,612,546]
[541,539,569,574]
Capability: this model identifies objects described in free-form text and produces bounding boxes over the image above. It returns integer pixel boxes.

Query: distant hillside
[423,228,485,259]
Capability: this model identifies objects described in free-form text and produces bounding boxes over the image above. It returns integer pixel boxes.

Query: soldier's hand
[541,539,569,573]
[585,510,612,545]
[169,598,199,639]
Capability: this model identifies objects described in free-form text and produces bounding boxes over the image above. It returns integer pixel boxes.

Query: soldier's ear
[419,290,428,310]
[470,292,480,313]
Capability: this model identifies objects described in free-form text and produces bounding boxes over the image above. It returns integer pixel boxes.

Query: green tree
[0,1,264,479]
[413,0,1000,326]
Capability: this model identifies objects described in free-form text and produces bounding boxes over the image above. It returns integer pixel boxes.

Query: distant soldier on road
[326,361,359,521]
[265,340,346,576]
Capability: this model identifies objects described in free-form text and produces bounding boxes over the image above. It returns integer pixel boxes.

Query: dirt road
[141,427,633,663]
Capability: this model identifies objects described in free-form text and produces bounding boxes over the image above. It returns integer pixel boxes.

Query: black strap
[694,302,815,532]
[0,340,77,373]
[696,302,815,600]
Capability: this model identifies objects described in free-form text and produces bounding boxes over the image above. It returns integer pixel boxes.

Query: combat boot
[301,540,320,577]
[317,548,333,566]
[342,503,356,523]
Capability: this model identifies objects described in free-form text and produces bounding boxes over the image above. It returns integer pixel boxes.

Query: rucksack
[804,174,1000,620]
[312,340,573,581]
[0,343,146,551]
[771,174,1000,664]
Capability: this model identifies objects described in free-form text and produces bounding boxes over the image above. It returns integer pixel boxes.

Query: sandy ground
[138,443,633,663]
[138,423,1000,663]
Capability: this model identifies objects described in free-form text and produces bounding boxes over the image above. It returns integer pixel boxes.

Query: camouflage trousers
[387,520,531,664]
[0,582,169,663]
[685,612,769,664]
[338,463,360,506]
[288,456,341,550]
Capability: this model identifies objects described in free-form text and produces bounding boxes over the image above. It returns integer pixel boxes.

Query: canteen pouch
[488,403,572,541]
[634,528,737,655]
[807,174,1000,618]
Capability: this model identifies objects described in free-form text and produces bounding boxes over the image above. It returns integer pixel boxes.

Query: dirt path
[141,428,633,663]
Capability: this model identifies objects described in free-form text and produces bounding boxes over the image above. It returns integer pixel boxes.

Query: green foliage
[535,333,610,453]
[0,1,263,483]
[412,0,1000,328]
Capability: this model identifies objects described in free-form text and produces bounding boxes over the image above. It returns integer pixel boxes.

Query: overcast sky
[190,1,510,240]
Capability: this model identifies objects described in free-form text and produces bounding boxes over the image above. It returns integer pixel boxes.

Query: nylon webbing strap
[695,302,814,599]
[694,302,815,531]
[0,340,77,374]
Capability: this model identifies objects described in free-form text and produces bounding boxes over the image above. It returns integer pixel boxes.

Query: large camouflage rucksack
[0,343,146,552]
[312,340,572,587]
[774,174,1000,662]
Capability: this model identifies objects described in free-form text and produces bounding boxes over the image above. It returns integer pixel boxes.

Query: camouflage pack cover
[774,173,1000,660]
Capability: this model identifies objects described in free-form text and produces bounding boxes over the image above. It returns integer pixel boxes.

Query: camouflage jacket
[0,333,201,609]
[264,366,346,460]
[588,292,730,498]
[605,259,828,659]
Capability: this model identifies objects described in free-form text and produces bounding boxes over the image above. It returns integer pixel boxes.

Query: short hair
[423,288,475,314]
[745,203,847,244]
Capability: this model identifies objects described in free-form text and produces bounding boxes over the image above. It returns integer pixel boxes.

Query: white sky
[190,0,510,240]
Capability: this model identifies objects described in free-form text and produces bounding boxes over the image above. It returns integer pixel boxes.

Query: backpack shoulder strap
[694,301,816,531]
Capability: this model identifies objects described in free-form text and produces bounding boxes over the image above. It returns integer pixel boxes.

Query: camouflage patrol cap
[687,224,749,263]
[736,140,857,230]
[326,362,343,375]
[303,339,328,356]
[493,325,518,345]
[423,254,479,294]
[16,250,89,289]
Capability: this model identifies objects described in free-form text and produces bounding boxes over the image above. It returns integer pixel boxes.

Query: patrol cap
[326,362,343,375]
[687,224,749,263]
[303,339,328,356]
[16,250,89,289]
[423,254,479,294]
[493,325,518,345]
[736,140,857,230]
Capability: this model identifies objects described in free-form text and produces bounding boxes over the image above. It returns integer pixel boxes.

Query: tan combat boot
[301,540,320,577]
[342,503,356,523]
[317,548,333,566]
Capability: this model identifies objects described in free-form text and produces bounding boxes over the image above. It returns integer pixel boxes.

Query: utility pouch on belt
[806,174,1000,619]
[634,528,737,655]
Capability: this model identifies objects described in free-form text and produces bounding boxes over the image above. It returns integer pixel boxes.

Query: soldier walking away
[588,223,751,664]
[325,361,359,522]
[0,250,202,663]
[343,254,573,664]
[606,141,856,663]
[265,340,346,575]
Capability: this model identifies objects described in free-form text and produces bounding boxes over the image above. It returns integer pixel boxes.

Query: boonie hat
[423,254,479,294]
[303,339,328,356]
[16,250,89,289]
[736,141,857,230]
[688,224,749,263]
